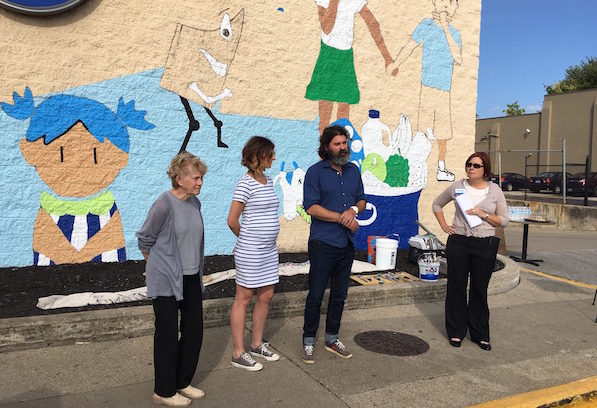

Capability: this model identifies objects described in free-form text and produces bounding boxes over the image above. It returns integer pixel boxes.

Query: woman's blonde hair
[241,136,275,175]
[167,151,208,188]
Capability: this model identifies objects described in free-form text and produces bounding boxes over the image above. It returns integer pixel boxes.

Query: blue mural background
[0,68,321,266]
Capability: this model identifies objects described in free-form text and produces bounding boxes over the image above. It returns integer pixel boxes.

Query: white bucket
[418,260,440,282]
[375,238,398,270]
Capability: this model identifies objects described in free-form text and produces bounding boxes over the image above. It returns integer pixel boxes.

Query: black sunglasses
[466,162,484,169]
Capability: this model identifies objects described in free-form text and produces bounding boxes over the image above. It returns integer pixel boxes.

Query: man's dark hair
[318,125,349,160]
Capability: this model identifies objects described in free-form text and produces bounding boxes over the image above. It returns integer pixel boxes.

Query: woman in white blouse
[432,152,509,351]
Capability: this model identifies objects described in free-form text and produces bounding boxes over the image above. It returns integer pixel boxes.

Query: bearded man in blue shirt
[301,125,366,364]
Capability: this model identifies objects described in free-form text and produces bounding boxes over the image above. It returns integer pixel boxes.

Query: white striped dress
[232,174,280,288]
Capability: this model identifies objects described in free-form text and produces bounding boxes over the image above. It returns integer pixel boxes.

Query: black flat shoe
[449,338,462,347]
[475,340,491,351]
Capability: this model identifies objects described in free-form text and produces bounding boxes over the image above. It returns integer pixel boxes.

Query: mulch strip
[0,250,468,319]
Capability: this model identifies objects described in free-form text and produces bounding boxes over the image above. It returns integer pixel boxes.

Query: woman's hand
[227,201,244,237]
[465,206,485,218]
[433,211,454,235]
[441,223,455,235]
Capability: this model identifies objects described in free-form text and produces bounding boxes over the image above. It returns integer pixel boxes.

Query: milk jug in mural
[361,109,393,161]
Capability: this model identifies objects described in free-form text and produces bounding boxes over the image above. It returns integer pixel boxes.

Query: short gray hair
[167,152,208,188]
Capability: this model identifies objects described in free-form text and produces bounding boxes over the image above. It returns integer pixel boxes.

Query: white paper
[455,194,483,228]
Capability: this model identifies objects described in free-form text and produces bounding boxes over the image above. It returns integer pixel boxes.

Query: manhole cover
[354,330,429,356]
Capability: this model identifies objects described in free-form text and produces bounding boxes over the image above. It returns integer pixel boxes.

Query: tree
[545,57,597,95]
[503,101,525,116]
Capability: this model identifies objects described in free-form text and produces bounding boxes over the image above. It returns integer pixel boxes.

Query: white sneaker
[437,168,455,181]
[177,385,205,399]
[153,392,191,407]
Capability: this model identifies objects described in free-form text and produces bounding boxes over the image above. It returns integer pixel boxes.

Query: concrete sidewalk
[1,268,595,408]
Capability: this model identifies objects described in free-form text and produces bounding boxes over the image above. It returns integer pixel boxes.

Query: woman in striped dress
[227,136,281,371]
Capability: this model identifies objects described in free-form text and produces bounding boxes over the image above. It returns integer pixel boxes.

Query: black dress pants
[152,273,204,397]
[445,234,498,342]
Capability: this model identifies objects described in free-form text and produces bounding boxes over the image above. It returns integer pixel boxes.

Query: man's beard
[330,149,350,165]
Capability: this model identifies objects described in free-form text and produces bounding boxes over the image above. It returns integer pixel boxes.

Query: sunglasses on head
[466,162,484,169]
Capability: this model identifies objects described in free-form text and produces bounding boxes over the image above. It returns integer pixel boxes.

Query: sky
[476,0,597,119]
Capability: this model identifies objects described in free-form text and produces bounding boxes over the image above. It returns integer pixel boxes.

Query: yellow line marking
[521,267,597,290]
[469,376,597,408]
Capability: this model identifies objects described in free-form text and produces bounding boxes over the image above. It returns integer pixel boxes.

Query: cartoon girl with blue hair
[1,88,155,265]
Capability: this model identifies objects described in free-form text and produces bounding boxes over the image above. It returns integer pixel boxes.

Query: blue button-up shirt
[303,160,366,248]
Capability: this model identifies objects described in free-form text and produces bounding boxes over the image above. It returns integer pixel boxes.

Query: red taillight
[580,178,585,185]
[546,178,551,183]
[501,176,505,182]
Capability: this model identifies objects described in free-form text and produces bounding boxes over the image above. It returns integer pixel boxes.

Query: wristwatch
[350,205,359,215]
[483,212,489,220]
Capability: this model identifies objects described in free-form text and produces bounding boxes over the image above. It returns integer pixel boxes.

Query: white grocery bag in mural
[273,161,306,221]
[332,114,431,249]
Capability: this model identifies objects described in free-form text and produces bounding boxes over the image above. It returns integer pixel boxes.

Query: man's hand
[338,208,355,225]
[338,209,360,232]
[346,218,359,233]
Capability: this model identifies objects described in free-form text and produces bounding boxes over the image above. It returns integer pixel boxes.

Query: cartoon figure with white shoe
[386,0,462,182]
[273,161,306,221]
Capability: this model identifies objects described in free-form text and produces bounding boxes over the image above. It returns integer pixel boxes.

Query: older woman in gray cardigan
[432,152,508,352]
[137,152,207,407]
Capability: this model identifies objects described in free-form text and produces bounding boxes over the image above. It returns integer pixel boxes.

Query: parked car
[528,172,573,194]
[566,172,597,196]
[489,172,528,191]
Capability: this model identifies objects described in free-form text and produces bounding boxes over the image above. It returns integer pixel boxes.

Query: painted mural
[387,0,462,182]
[0,0,480,267]
[305,0,393,134]
[1,89,154,265]
[160,8,245,150]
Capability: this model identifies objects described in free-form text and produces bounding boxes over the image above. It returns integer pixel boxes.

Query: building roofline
[544,87,597,98]
[476,112,540,121]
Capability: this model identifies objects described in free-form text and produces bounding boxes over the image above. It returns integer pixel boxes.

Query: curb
[0,255,519,353]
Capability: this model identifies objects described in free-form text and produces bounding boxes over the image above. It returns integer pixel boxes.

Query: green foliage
[384,154,409,187]
[503,101,525,116]
[545,57,597,94]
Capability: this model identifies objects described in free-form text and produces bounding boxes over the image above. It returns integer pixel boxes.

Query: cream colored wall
[0,0,482,264]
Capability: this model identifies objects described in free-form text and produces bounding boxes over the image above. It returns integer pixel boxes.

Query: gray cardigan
[432,178,509,238]
[137,191,205,300]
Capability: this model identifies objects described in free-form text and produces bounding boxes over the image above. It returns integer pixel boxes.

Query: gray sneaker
[301,345,314,364]
[231,352,263,371]
[325,339,353,359]
[250,342,280,361]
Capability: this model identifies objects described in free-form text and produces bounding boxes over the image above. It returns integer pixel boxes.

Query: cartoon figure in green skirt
[305,0,393,134]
